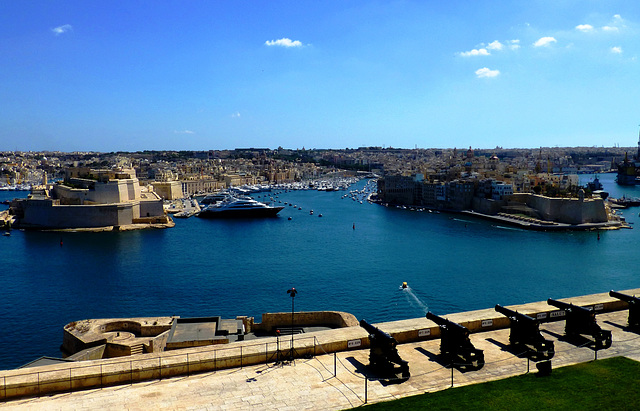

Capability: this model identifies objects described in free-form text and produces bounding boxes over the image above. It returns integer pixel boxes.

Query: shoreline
[460,210,629,231]
[372,200,629,231]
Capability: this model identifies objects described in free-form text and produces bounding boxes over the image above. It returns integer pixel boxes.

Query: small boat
[401,282,408,289]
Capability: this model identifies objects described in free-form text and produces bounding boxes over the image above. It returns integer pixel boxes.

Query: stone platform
[2,289,640,409]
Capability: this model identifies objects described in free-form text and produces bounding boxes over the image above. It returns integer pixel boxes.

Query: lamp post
[287,287,297,361]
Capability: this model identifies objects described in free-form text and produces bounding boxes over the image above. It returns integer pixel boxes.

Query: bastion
[2,289,639,400]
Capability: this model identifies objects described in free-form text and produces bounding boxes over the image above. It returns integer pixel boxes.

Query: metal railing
[1,334,322,400]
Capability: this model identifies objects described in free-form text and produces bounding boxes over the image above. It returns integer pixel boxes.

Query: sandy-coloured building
[9,167,172,230]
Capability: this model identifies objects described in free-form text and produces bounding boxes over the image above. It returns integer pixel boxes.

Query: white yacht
[197,196,284,218]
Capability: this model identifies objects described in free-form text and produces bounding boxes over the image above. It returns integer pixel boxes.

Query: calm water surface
[1,173,639,369]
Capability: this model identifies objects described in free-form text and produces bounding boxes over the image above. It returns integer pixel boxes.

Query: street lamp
[287,287,298,361]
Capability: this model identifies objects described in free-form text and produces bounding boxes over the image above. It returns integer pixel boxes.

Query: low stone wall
[67,345,106,362]
[254,311,359,332]
[149,330,171,353]
[63,318,174,356]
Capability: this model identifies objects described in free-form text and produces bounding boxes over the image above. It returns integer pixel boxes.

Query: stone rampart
[20,201,133,229]
[509,193,607,224]
[3,290,638,400]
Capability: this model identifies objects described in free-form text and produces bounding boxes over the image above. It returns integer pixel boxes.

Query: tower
[637,125,640,160]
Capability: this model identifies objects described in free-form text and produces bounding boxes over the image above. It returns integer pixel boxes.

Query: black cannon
[547,298,612,349]
[609,290,640,329]
[359,319,410,380]
[426,312,484,371]
[495,305,555,361]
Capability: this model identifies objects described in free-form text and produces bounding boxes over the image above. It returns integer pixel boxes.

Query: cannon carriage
[426,312,484,371]
[494,304,555,361]
[547,299,612,349]
[359,319,410,381]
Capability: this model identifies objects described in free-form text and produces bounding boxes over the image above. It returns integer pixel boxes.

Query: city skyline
[2,1,640,152]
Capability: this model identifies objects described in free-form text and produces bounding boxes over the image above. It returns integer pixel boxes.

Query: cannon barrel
[426,312,469,334]
[610,290,640,329]
[547,298,591,313]
[495,305,538,323]
[360,319,394,340]
[610,290,640,304]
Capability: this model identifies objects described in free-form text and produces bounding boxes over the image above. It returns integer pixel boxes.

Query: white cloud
[602,14,625,32]
[231,112,241,118]
[611,46,623,54]
[458,48,490,57]
[265,38,303,47]
[509,39,520,50]
[51,24,72,36]
[475,67,500,78]
[487,40,504,51]
[533,37,557,47]
[174,130,195,134]
[576,24,594,32]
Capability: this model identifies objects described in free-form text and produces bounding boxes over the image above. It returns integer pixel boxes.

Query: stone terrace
[2,289,640,409]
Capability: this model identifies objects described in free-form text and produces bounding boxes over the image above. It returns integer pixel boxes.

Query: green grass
[363,357,640,410]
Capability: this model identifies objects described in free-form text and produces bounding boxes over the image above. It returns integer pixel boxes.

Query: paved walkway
[3,310,640,410]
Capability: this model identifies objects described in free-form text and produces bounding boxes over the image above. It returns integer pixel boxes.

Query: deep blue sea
[1,173,640,370]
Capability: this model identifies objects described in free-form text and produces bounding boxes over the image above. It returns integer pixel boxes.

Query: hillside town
[0,145,635,230]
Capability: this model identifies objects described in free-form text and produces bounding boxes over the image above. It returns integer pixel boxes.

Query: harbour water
[1,173,640,370]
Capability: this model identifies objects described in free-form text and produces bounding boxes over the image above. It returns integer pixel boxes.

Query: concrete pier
[2,288,640,409]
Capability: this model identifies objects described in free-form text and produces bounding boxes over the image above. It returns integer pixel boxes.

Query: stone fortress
[7,166,172,230]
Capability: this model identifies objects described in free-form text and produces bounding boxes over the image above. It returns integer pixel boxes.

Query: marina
[1,173,640,370]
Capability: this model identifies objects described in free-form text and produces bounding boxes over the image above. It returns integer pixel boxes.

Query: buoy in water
[401,282,408,289]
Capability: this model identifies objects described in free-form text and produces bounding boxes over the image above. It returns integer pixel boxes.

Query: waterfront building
[378,172,614,227]
[491,180,514,201]
[152,181,184,200]
[181,178,223,196]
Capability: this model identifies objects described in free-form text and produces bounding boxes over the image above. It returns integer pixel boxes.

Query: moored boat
[197,196,284,218]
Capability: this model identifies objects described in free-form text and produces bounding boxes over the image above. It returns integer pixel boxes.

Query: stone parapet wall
[3,290,638,400]
[253,311,359,332]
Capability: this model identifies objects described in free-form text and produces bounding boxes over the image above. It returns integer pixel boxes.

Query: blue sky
[1,1,639,152]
